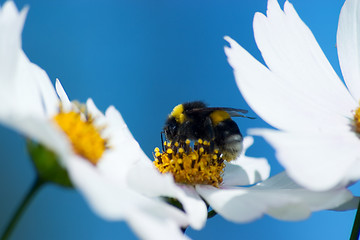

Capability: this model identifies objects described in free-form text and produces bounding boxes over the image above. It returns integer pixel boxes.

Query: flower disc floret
[354,104,360,133]
[153,139,225,187]
[53,109,107,165]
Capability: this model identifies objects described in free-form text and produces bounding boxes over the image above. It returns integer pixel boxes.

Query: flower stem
[1,178,44,240]
[207,209,217,219]
[350,199,360,240]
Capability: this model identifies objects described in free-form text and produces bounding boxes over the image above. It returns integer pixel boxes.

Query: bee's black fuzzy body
[163,101,252,161]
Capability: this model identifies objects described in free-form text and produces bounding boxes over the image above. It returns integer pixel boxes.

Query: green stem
[350,199,360,240]
[207,209,217,219]
[1,178,44,240]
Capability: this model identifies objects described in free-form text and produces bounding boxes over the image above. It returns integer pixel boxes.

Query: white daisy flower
[122,126,354,224]
[0,2,191,239]
[225,0,360,191]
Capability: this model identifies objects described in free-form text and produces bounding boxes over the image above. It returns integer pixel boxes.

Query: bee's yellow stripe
[210,110,230,126]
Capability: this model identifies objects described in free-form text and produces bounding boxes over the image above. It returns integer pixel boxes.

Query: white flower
[225,0,360,191]
[196,171,356,222]
[126,136,271,224]
[120,127,355,224]
[0,2,191,239]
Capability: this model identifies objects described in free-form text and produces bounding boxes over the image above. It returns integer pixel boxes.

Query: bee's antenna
[161,131,165,152]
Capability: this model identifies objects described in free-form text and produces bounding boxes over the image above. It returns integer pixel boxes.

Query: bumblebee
[163,101,254,161]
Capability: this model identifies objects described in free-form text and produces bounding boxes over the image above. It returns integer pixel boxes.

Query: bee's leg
[203,117,215,139]
[209,140,215,152]
[161,131,165,152]
[203,117,216,151]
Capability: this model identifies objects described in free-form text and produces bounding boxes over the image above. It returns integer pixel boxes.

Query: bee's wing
[228,111,256,119]
[204,107,248,114]
[188,107,255,119]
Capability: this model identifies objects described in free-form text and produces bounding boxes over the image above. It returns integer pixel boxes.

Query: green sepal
[26,140,73,188]
[162,197,184,211]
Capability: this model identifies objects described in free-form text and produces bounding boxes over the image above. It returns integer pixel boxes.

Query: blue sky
[0,0,358,239]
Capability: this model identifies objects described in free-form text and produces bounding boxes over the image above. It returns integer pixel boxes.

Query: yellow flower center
[354,105,360,133]
[153,139,225,187]
[53,110,107,165]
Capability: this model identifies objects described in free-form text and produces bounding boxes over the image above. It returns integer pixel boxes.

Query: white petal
[86,98,103,118]
[55,79,72,112]
[68,156,131,218]
[95,148,130,187]
[337,0,360,101]
[252,172,355,220]
[254,0,355,116]
[97,106,150,192]
[224,36,352,133]
[127,208,190,240]
[332,197,360,211]
[0,2,28,92]
[1,51,45,117]
[67,155,189,239]
[97,106,143,183]
[104,106,138,151]
[29,62,59,117]
[0,114,71,161]
[86,98,108,128]
[222,136,270,186]
[177,185,208,230]
[197,184,269,222]
[196,172,354,222]
[85,101,121,176]
[0,3,51,119]
[250,128,360,191]
[127,163,208,230]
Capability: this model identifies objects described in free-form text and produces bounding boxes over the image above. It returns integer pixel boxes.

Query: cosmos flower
[0,2,191,239]
[125,132,354,224]
[225,0,360,191]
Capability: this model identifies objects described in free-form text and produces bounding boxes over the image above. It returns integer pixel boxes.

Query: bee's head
[163,116,178,141]
[163,103,186,141]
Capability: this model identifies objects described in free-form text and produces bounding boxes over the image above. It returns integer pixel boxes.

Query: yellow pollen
[171,104,186,124]
[199,147,205,153]
[153,140,225,187]
[354,105,360,133]
[53,111,107,165]
[210,110,231,126]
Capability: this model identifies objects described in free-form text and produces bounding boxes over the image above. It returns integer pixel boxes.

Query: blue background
[0,0,358,239]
